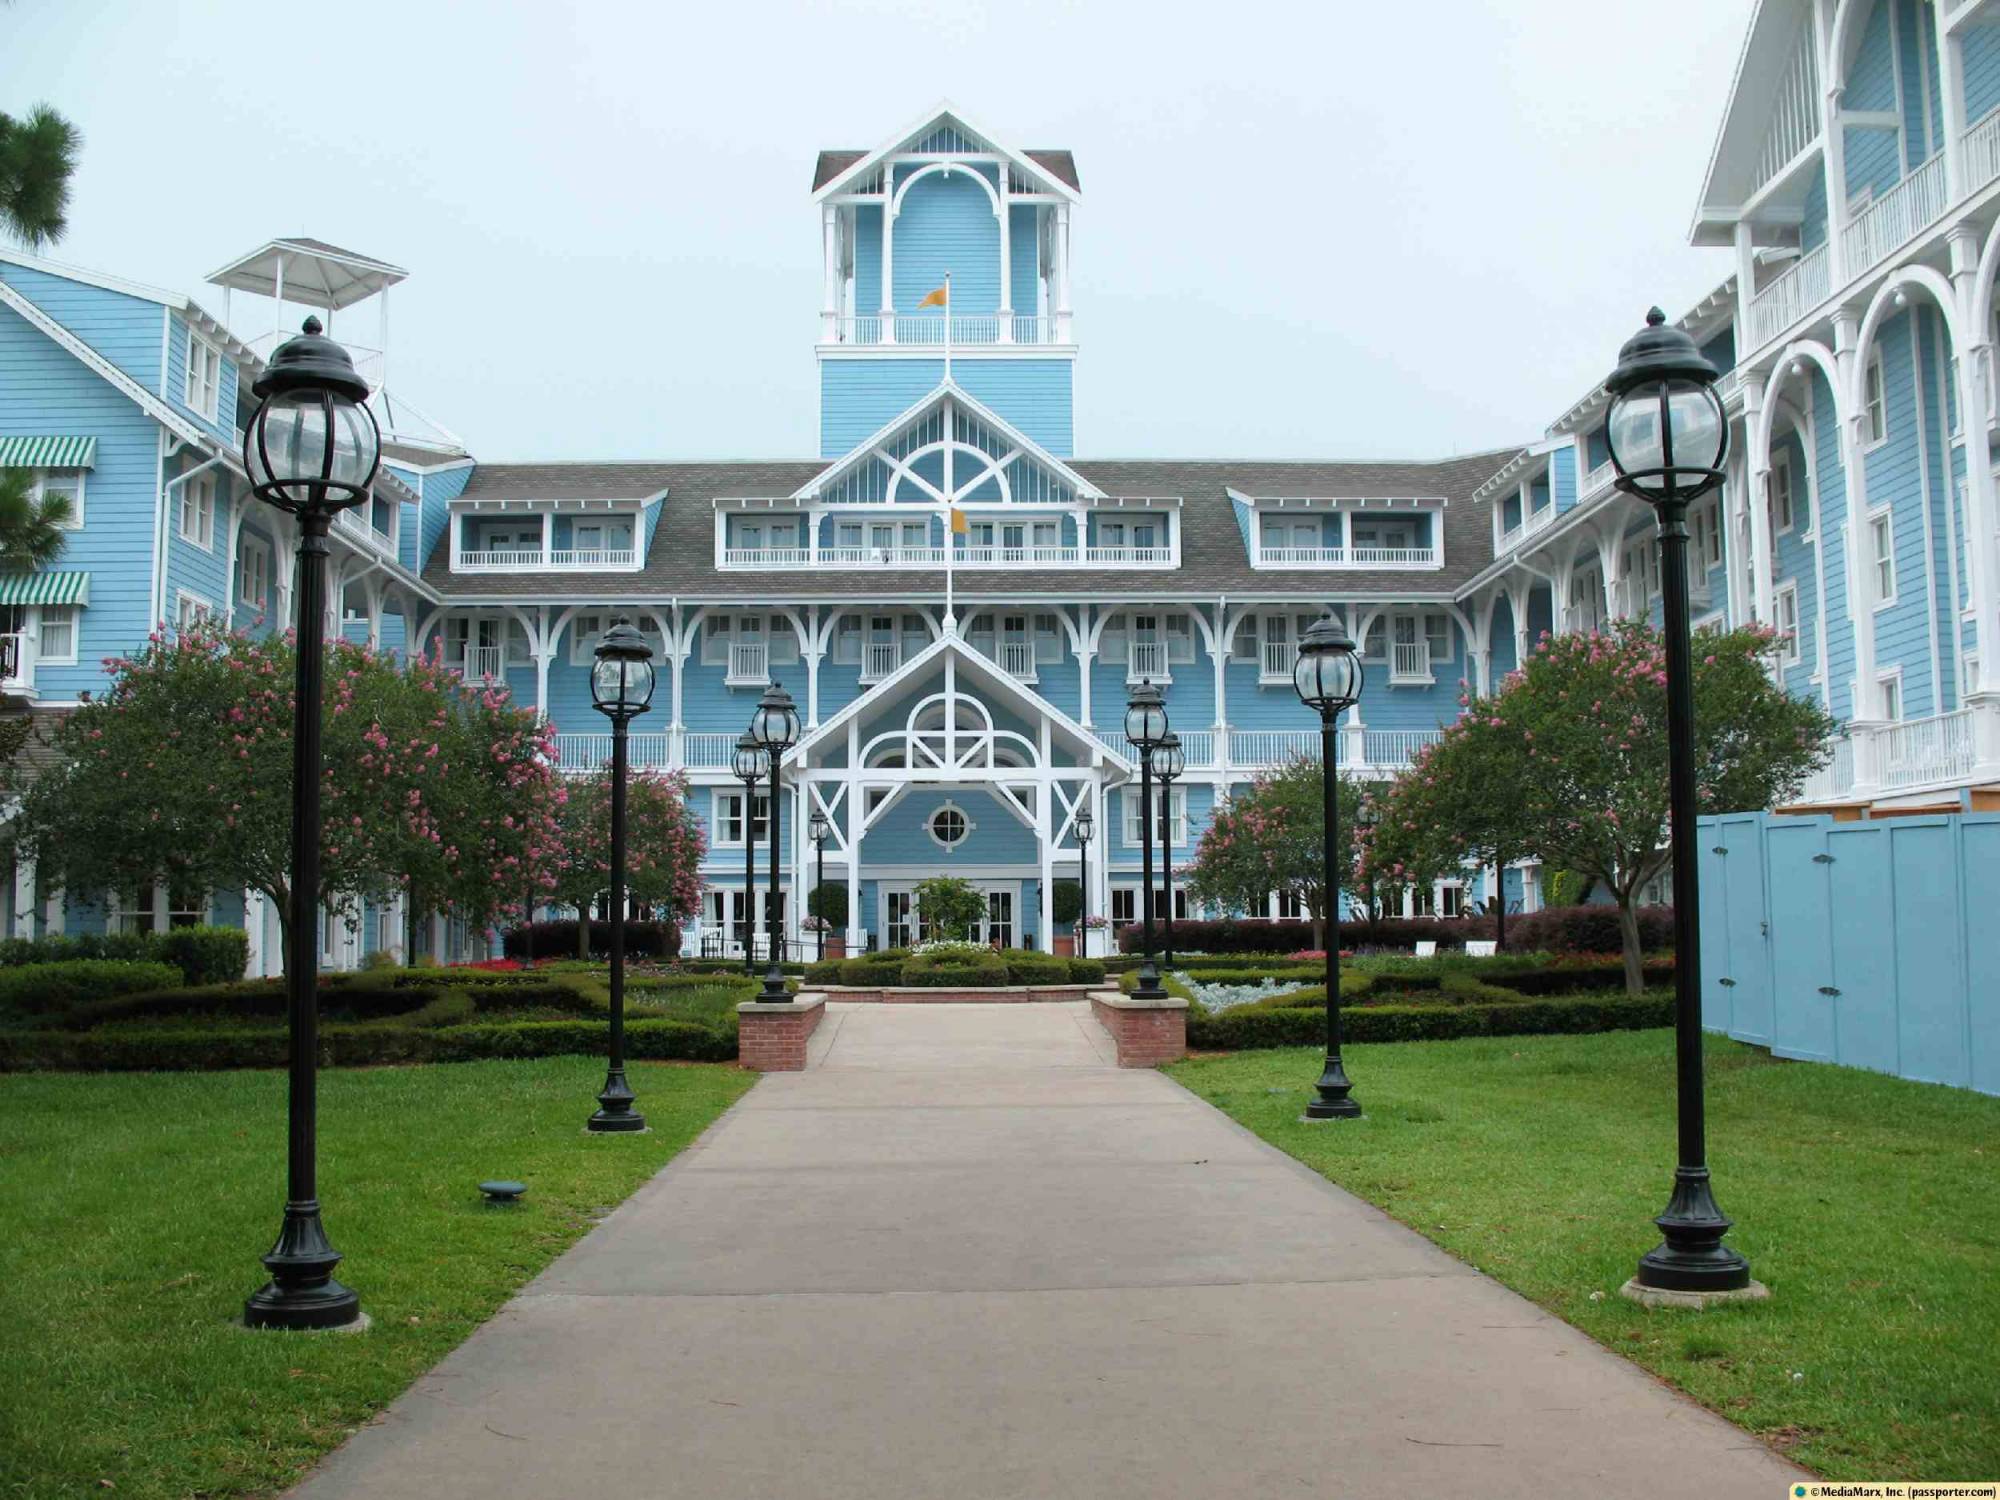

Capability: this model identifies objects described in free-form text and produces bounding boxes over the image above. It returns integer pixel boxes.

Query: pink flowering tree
[1184,756,1365,949]
[1414,619,1833,994]
[545,765,707,958]
[15,622,565,974]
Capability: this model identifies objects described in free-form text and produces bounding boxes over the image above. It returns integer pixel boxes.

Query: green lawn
[0,1056,754,1500]
[1170,1031,2000,1481]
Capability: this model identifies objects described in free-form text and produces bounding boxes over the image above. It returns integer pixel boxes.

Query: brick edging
[736,994,828,1072]
[1089,990,1188,1068]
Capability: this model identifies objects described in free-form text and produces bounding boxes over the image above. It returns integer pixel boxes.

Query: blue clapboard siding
[0,262,165,392]
[819,359,1073,456]
[1699,810,1999,1096]
[1863,309,1938,715]
[1810,371,1856,719]
[164,313,240,443]
[1550,446,1577,513]
[1009,205,1040,313]
[0,284,165,702]
[1965,21,2000,124]
[892,171,1000,313]
[416,460,475,569]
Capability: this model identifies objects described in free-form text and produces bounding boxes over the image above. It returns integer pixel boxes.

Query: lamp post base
[587,1069,646,1134]
[1630,1166,1752,1292]
[756,963,793,1005]
[1302,1057,1361,1120]
[243,1203,363,1330]
[1130,955,1167,1001]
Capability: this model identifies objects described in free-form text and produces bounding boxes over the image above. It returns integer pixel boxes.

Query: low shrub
[1120,917,1501,956]
[0,960,186,1022]
[997,948,1069,984]
[0,927,248,985]
[901,949,1009,987]
[1186,990,1673,1051]
[1066,958,1106,984]
[501,919,678,962]
[1506,904,1674,954]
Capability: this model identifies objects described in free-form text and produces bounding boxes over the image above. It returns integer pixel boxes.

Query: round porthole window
[928,804,971,850]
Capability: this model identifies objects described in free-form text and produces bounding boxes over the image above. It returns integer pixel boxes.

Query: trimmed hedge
[900,949,1009,987]
[804,949,1109,987]
[0,927,248,986]
[0,961,186,1022]
[1507,905,1674,954]
[1120,916,1498,955]
[1186,991,1674,1051]
[501,918,678,961]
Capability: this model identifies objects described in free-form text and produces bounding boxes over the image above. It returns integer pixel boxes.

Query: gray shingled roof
[812,148,1079,192]
[423,451,1521,601]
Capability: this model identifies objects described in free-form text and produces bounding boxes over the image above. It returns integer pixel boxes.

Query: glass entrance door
[885,889,916,949]
[983,889,1014,949]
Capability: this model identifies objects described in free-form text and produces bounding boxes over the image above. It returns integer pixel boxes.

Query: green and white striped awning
[0,572,89,606]
[0,436,96,469]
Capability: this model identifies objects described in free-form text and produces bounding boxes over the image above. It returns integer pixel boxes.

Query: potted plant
[1052,878,1084,956]
[808,882,849,958]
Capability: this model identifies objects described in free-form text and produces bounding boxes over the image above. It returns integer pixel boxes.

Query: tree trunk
[1614,896,1645,999]
[1309,900,1326,952]
[578,906,592,961]
[1494,874,1508,952]
[405,887,422,967]
[267,883,291,982]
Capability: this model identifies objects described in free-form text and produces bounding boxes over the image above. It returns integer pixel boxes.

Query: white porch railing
[1390,641,1432,685]
[825,313,1062,346]
[727,640,769,685]
[1498,506,1557,551]
[1365,729,1441,768]
[1584,459,1616,496]
[458,548,638,573]
[1840,153,1949,287]
[723,547,812,569]
[1257,545,1439,568]
[720,543,1175,570]
[683,732,738,769]
[462,645,504,681]
[860,641,903,682]
[816,545,949,568]
[1878,707,1978,790]
[1128,639,1169,682]
[335,504,396,555]
[1082,545,1175,566]
[1228,729,1323,767]
[1745,243,1830,349]
[551,732,676,772]
[999,640,1036,680]
[1261,639,1292,683]
[1965,107,2000,197]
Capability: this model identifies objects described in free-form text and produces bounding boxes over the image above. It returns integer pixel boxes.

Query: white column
[1210,607,1229,748]
[1053,202,1073,342]
[1036,787,1054,954]
[1834,309,1883,727]
[821,204,840,342]
[1748,456,1776,625]
[1951,230,2000,700]
[1733,220,1758,341]
[879,193,896,344]
[1822,81,1853,283]
[449,511,465,569]
[1937,20,1969,203]
[845,722,864,952]
[1077,646,1095,727]
[533,650,554,719]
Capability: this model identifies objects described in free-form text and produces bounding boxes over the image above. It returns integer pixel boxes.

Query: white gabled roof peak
[813,101,1080,204]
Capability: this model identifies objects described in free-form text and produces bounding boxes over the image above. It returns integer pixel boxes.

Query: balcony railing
[1841,153,1949,289]
[1965,107,2000,197]
[457,547,638,573]
[1745,243,1830,350]
[1260,639,1292,683]
[684,732,738,769]
[551,732,676,772]
[1127,639,1169,683]
[1365,729,1439,769]
[1257,544,1439,569]
[1497,505,1556,551]
[1389,641,1433,685]
[727,640,769,685]
[1091,727,1217,766]
[335,503,396,555]
[462,645,504,681]
[1878,707,1978,790]
[998,640,1036,681]
[720,543,1174,570]
[1224,726,1444,770]
[860,641,904,683]
[824,313,1064,346]
[1583,459,1616,496]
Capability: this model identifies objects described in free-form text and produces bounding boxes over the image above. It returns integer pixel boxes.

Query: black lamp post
[808,809,830,961]
[1154,730,1185,968]
[240,317,379,1331]
[586,618,655,1134]
[1293,619,1364,1121]
[732,731,768,975]
[1075,799,1095,959]
[1605,307,1756,1301]
[1122,680,1170,1000]
[750,681,801,1003]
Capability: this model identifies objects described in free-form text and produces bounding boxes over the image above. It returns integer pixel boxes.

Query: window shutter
[701,616,730,666]
[769,617,801,665]
[1231,617,1257,661]
[1166,612,1195,664]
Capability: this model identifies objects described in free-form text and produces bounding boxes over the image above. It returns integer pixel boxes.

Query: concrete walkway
[292,1003,1800,1500]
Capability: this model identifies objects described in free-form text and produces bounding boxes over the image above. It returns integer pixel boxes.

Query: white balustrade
[682,732,738,769]
[462,645,504,681]
[1840,154,1948,286]
[720,542,1173,570]
[551,732,674,772]
[1257,545,1439,568]
[826,313,1058,346]
[1081,545,1174,566]
[861,641,903,682]
[1364,729,1441,768]
[458,547,638,573]
[1876,708,1977,790]
[727,640,770,684]
[1128,639,1168,682]
[335,504,396,554]
[1228,728,1322,766]
[1745,242,1830,350]
[1261,639,1293,682]
[1965,108,2000,196]
[999,640,1036,680]
[1390,640,1433,685]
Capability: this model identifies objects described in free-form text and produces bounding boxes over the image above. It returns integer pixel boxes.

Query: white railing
[1562,604,1607,635]
[1584,459,1616,496]
[1752,22,1820,196]
[826,313,1060,346]
[1261,639,1292,682]
[723,547,812,569]
[336,504,396,554]
[0,631,29,688]
[550,732,675,772]
[250,329,385,390]
[861,641,903,682]
[957,545,1076,566]
[719,543,1174,570]
[1877,708,1977,790]
[727,641,768,684]
[1128,639,1169,682]
[462,645,504,681]
[999,640,1036,680]
[1364,729,1442,768]
[1745,242,1830,349]
[1081,545,1175,566]
[1841,153,1949,286]
[1499,505,1557,551]
[1390,640,1432,685]
[1229,729,1322,767]
[683,732,738,770]
[820,545,949,568]
[1965,107,2000,196]
[1257,545,1439,568]
[458,547,638,573]
[1090,726,1216,766]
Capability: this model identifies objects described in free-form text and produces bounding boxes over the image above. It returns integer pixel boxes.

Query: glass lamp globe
[733,731,769,784]
[1604,308,1728,503]
[589,619,657,721]
[750,681,801,755]
[244,317,381,515]
[1123,680,1169,752]
[1156,731,1186,783]
[809,810,830,844]
[1076,805,1095,842]
[1293,619,1363,716]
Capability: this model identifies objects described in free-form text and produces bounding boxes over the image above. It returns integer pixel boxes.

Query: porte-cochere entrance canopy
[783,630,1132,950]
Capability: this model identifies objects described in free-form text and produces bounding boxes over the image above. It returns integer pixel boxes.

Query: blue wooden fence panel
[1697,810,1999,1096]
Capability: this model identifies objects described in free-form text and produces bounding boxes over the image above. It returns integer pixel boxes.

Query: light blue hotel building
[2,40,1997,969]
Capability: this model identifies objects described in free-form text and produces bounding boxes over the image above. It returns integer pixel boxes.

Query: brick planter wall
[1089,991,1188,1067]
[736,994,827,1072]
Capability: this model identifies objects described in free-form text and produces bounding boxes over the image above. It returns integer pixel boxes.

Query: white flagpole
[942,272,952,383]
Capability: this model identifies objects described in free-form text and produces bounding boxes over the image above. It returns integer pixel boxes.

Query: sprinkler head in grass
[479,1181,527,1205]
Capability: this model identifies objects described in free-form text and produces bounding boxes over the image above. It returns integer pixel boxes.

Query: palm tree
[0,468,72,572]
[0,104,81,249]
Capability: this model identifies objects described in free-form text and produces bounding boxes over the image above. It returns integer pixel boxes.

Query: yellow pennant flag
[949,507,970,535]
[917,284,948,309]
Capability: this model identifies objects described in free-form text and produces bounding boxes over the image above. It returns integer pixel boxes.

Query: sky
[2,0,1754,463]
